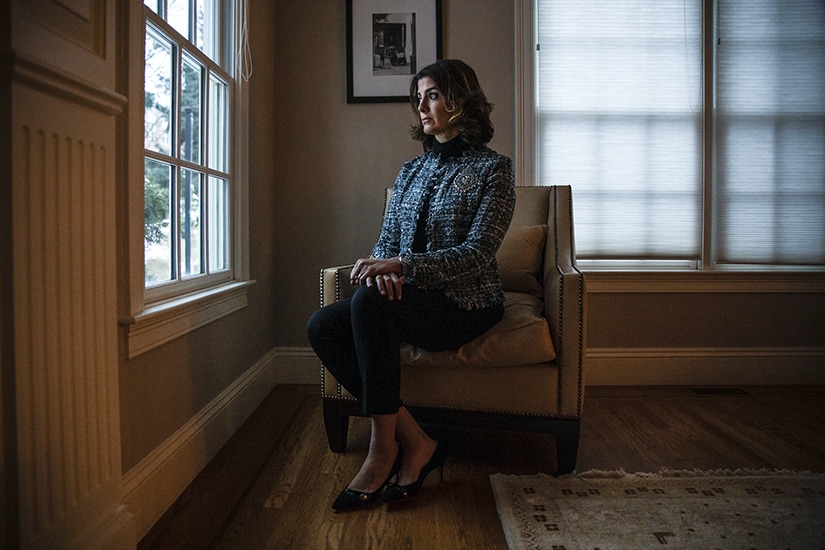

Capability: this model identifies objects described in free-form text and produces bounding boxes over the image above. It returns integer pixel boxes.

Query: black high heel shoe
[331,446,403,511]
[382,441,446,503]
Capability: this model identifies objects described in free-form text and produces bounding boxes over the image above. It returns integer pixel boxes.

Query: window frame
[515,0,825,282]
[120,1,252,359]
[142,7,233,297]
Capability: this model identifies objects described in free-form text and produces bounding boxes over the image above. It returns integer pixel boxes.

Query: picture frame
[346,0,443,103]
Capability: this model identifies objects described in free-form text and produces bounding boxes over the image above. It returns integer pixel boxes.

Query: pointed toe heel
[331,444,403,511]
[383,442,446,503]
[331,487,382,511]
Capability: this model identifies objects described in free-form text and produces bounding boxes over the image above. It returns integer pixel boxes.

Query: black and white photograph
[372,12,415,77]
[347,0,442,102]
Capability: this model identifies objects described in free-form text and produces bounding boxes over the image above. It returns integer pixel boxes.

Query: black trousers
[306,284,504,415]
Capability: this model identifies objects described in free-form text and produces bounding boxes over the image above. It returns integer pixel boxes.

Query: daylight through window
[143,0,232,291]
[533,0,825,270]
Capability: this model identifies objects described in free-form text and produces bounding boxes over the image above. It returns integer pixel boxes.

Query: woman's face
[416,76,459,143]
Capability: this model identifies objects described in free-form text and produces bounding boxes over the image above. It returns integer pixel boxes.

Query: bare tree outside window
[143,1,233,288]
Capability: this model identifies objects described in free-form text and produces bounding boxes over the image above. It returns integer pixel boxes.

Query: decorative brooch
[453,165,479,193]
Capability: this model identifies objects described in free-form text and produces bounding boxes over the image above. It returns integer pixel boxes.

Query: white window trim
[119,1,253,359]
[515,0,536,189]
[514,0,825,290]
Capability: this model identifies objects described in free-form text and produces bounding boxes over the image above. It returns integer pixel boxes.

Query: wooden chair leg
[555,422,581,475]
[322,399,350,453]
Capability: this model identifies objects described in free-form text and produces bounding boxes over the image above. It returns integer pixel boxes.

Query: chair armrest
[320,264,356,307]
[544,186,587,418]
[320,265,356,399]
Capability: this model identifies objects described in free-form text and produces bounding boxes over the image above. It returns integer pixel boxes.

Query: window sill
[582,271,825,294]
[121,280,256,358]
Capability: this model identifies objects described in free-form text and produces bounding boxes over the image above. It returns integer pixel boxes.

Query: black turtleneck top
[412,136,470,252]
[430,134,470,159]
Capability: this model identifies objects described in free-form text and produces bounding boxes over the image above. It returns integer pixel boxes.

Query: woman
[307,59,515,510]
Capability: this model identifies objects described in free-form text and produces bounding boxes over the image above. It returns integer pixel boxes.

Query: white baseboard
[122,346,288,541]
[587,347,825,385]
[284,345,825,386]
[241,346,825,387]
[270,346,320,385]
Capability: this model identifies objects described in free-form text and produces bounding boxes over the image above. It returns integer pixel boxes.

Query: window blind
[715,0,825,266]
[536,0,703,262]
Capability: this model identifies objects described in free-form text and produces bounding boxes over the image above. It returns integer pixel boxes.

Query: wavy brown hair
[409,59,494,151]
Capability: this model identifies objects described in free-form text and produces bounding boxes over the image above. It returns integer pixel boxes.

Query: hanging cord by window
[236,0,253,81]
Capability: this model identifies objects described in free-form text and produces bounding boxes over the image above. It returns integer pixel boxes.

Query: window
[143,0,232,296]
[121,1,252,358]
[715,1,825,267]
[523,0,825,270]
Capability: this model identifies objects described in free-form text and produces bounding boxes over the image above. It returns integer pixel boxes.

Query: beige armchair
[318,185,586,474]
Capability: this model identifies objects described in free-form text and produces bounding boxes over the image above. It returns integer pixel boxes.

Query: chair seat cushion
[400,291,556,368]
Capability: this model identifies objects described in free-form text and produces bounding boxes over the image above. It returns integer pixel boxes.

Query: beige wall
[589,292,824,349]
[269,0,517,346]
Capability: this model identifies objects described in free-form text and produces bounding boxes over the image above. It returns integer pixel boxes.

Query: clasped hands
[350,257,406,300]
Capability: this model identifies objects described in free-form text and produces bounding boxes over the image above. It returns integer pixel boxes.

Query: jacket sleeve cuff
[399,253,414,277]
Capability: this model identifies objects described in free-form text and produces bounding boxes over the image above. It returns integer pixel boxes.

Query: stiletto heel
[331,445,403,511]
[382,441,446,503]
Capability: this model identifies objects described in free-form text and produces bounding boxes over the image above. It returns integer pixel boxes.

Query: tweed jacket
[371,145,516,310]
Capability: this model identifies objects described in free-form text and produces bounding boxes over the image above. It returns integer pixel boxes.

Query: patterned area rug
[490,470,825,550]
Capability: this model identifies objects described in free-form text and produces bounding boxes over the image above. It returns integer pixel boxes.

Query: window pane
[143,1,237,295]
[167,0,191,40]
[144,27,173,155]
[198,0,222,65]
[180,168,204,277]
[208,176,229,272]
[181,53,203,164]
[536,0,703,260]
[716,0,825,266]
[145,158,174,285]
[208,73,228,172]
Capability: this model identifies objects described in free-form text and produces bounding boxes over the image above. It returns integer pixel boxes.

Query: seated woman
[306,59,515,510]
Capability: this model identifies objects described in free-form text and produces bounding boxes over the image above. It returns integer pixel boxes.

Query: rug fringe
[566,467,819,479]
[491,468,824,486]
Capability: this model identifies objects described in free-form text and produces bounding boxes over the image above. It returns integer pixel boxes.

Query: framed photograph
[347,0,443,103]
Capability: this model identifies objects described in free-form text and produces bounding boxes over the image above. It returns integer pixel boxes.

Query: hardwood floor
[138,384,825,549]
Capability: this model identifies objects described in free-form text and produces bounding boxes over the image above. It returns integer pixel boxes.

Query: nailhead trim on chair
[550,185,586,419]
[575,263,585,417]
[318,269,326,398]
[319,267,346,400]
[551,186,565,417]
